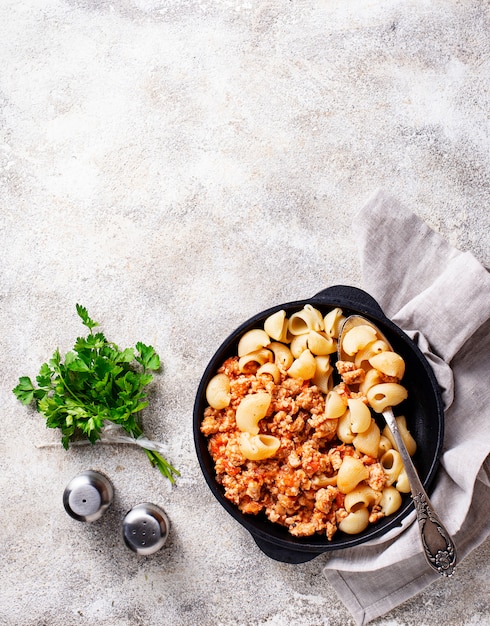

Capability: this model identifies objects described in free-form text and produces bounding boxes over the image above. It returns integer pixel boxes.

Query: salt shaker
[122,503,170,555]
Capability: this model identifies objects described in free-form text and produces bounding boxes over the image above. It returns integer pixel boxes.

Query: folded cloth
[323,189,490,625]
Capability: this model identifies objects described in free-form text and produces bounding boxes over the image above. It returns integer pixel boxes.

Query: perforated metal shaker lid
[122,503,170,555]
[63,470,114,522]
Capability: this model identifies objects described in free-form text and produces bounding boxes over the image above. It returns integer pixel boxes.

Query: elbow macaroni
[202,303,418,541]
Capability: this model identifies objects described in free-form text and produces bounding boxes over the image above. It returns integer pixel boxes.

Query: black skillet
[193,285,445,564]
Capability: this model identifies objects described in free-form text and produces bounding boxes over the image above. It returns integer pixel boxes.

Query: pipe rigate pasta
[290,333,309,359]
[367,383,408,412]
[264,309,288,342]
[268,342,294,371]
[325,389,347,420]
[379,486,402,516]
[354,339,390,369]
[312,355,334,394]
[395,468,411,493]
[352,419,381,458]
[239,432,280,461]
[381,449,404,486]
[368,351,405,379]
[287,348,316,380]
[307,330,337,356]
[288,304,324,335]
[344,485,381,512]
[358,368,383,396]
[238,348,272,374]
[337,456,370,494]
[205,373,231,410]
[237,329,270,357]
[347,398,371,433]
[378,434,393,456]
[382,416,417,457]
[337,409,355,444]
[323,307,345,339]
[341,325,378,356]
[338,507,370,534]
[235,392,271,435]
[257,362,281,384]
[311,474,337,489]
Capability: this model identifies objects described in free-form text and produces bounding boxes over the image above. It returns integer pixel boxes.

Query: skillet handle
[252,535,320,564]
[312,285,385,318]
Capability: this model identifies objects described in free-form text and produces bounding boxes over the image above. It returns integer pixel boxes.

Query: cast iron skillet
[193,285,445,563]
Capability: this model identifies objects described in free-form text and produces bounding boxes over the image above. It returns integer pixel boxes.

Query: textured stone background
[0,1,488,625]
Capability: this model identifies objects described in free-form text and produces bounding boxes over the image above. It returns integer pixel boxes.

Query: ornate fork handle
[413,491,457,576]
[383,409,457,577]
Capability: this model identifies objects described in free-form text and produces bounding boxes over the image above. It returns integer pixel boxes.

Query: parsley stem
[131,424,180,483]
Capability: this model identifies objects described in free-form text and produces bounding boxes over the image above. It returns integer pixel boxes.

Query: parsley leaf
[76,304,99,331]
[135,342,161,371]
[12,305,179,483]
[13,377,36,405]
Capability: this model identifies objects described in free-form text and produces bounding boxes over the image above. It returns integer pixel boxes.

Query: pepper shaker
[63,470,114,522]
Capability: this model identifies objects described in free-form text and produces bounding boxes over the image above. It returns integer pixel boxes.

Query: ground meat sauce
[201,356,386,540]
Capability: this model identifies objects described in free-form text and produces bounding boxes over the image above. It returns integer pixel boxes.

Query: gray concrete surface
[1,1,489,625]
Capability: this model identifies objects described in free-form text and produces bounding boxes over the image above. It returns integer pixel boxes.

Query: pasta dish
[200,305,416,539]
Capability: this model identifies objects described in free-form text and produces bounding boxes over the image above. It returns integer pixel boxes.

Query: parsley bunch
[13,305,179,483]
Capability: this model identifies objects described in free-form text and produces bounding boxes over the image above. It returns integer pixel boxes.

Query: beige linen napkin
[323,190,490,624]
